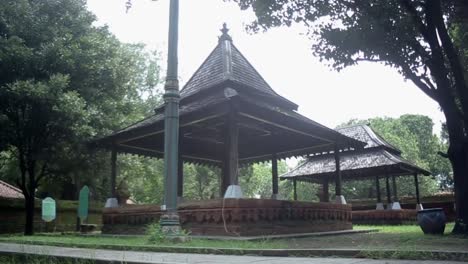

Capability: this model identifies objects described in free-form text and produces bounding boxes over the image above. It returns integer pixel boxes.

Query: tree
[240,161,289,198]
[183,165,220,200]
[0,75,90,235]
[0,0,162,235]
[232,0,468,234]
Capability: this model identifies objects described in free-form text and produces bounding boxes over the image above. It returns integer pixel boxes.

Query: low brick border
[352,209,417,225]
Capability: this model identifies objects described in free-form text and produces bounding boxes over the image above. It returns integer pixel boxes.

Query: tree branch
[355,58,383,63]
[401,65,438,101]
[35,162,48,187]
[431,0,468,124]
[438,151,449,158]
[420,75,437,91]
[399,0,432,43]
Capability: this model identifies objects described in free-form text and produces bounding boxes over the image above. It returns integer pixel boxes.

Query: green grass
[0,233,284,250]
[287,223,468,252]
[0,255,97,264]
[1,224,467,261]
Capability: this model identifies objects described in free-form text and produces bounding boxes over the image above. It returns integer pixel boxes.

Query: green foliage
[240,161,288,198]
[146,222,166,243]
[0,0,163,235]
[183,164,220,200]
[0,0,163,203]
[124,159,291,204]
[146,222,190,243]
[0,255,96,264]
[118,155,164,204]
[0,74,90,201]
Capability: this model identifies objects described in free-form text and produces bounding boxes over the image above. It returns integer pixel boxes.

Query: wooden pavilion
[94,25,366,236]
[281,124,430,224]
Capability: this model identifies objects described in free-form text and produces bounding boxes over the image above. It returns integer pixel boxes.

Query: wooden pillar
[293,179,298,201]
[110,149,117,198]
[177,155,183,198]
[385,174,392,204]
[334,146,342,196]
[392,175,399,202]
[221,110,239,195]
[271,154,279,198]
[375,175,382,203]
[322,177,330,202]
[414,173,421,204]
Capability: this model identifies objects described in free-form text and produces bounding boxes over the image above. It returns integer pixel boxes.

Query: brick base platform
[352,209,417,225]
[102,199,352,236]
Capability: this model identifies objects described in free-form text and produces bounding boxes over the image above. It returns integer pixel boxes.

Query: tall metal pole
[160,0,181,234]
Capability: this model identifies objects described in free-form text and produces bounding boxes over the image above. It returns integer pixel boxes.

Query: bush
[146,222,191,243]
[146,222,166,243]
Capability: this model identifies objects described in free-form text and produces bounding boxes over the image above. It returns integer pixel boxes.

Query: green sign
[78,185,89,220]
[42,197,56,222]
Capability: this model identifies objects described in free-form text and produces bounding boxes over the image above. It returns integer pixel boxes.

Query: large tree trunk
[442,102,468,234]
[449,139,468,234]
[24,191,35,235]
[24,163,38,236]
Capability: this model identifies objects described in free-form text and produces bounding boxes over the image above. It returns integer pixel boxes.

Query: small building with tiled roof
[0,180,24,199]
[281,124,430,210]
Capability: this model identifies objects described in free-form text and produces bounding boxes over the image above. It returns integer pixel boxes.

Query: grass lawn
[0,233,285,250]
[0,255,96,264]
[287,223,468,252]
[0,224,466,253]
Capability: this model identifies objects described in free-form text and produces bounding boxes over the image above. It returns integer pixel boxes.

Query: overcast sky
[86,0,445,134]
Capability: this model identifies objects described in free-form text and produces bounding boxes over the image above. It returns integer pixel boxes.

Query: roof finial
[219,23,232,42]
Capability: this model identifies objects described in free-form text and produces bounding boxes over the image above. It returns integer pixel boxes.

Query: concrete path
[0,243,466,264]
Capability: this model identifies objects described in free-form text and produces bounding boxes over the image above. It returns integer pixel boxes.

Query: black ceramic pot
[417,208,446,235]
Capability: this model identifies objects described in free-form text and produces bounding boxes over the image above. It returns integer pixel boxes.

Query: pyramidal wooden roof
[336,124,401,154]
[92,25,366,166]
[281,124,430,182]
[178,23,297,110]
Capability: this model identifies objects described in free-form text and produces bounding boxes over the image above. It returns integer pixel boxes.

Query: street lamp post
[160,0,181,235]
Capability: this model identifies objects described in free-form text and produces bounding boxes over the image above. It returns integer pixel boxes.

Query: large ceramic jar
[417,208,446,235]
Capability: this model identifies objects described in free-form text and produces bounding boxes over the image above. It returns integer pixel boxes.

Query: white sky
[86,0,445,134]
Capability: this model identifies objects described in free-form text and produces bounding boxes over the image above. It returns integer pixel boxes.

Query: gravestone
[42,197,56,222]
[78,185,89,221]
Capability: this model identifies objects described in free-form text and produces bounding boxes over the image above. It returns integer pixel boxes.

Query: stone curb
[1,241,468,262]
[77,228,378,241]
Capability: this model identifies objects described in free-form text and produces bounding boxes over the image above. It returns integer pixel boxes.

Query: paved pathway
[0,243,466,264]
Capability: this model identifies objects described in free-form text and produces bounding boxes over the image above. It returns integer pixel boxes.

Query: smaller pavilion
[281,124,430,210]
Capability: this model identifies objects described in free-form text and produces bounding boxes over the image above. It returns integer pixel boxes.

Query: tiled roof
[98,92,229,139]
[179,25,295,108]
[0,180,24,199]
[281,125,430,180]
[237,94,364,150]
[337,125,400,153]
[281,149,429,180]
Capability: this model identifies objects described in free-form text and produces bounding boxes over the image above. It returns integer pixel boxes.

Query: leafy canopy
[0,0,162,202]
